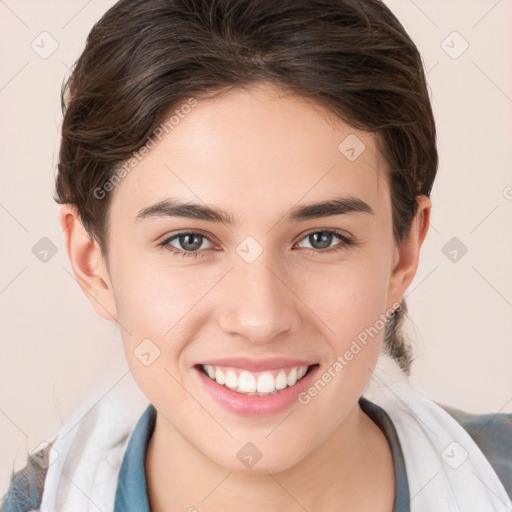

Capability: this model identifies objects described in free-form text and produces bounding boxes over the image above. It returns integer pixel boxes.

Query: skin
[60,82,430,511]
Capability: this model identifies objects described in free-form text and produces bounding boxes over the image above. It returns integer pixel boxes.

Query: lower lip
[193,364,320,417]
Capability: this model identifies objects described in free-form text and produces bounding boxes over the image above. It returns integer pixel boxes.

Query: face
[79,83,419,473]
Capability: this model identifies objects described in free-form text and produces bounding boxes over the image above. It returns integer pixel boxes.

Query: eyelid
[158,229,220,254]
[159,227,352,246]
[159,227,354,258]
[297,226,353,242]
[159,228,218,246]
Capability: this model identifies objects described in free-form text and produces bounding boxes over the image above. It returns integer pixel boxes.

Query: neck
[145,401,395,512]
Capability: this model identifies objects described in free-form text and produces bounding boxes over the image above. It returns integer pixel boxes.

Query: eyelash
[158,229,354,258]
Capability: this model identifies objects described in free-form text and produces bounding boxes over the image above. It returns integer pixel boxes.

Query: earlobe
[59,204,118,322]
[387,195,432,309]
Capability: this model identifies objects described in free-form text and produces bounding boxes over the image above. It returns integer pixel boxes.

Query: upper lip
[196,357,316,372]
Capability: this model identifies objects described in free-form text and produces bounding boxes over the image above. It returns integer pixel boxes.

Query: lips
[192,357,320,416]
[197,356,315,372]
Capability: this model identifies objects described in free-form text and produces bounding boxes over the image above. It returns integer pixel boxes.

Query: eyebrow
[135,195,374,225]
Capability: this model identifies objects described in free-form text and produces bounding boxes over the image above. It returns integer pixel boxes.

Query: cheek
[110,260,200,396]
[294,256,390,345]
[110,248,198,328]
[110,254,221,369]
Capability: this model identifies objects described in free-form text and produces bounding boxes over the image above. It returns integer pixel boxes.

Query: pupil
[181,234,201,251]
[311,232,332,249]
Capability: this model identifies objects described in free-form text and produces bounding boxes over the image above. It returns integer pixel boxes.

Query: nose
[216,256,302,345]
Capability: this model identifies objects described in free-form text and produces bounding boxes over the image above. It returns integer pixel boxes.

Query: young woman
[1,0,511,511]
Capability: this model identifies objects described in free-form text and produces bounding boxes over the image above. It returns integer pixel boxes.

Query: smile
[194,361,320,416]
[200,364,311,396]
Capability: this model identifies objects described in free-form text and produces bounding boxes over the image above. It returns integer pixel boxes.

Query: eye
[159,231,215,258]
[159,228,354,258]
[295,229,353,254]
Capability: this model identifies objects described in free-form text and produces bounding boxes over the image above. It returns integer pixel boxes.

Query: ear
[59,204,118,322]
[386,195,431,310]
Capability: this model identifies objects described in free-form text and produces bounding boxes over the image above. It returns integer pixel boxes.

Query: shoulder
[437,402,512,500]
[0,442,52,512]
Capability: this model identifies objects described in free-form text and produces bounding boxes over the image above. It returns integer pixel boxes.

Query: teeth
[225,370,238,389]
[256,373,275,393]
[287,367,298,386]
[238,371,256,393]
[216,368,226,385]
[202,364,311,395]
[275,371,288,390]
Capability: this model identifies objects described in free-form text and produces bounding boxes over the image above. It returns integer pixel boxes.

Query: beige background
[1,0,511,491]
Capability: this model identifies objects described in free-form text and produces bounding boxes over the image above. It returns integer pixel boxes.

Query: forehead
[109,83,390,225]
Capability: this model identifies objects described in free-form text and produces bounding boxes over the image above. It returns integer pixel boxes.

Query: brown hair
[54,0,438,374]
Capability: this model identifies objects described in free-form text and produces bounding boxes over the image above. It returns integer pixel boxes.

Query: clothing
[1,355,511,511]
[113,397,412,512]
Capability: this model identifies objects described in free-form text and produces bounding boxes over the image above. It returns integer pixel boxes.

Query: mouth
[196,363,317,396]
[193,362,320,416]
